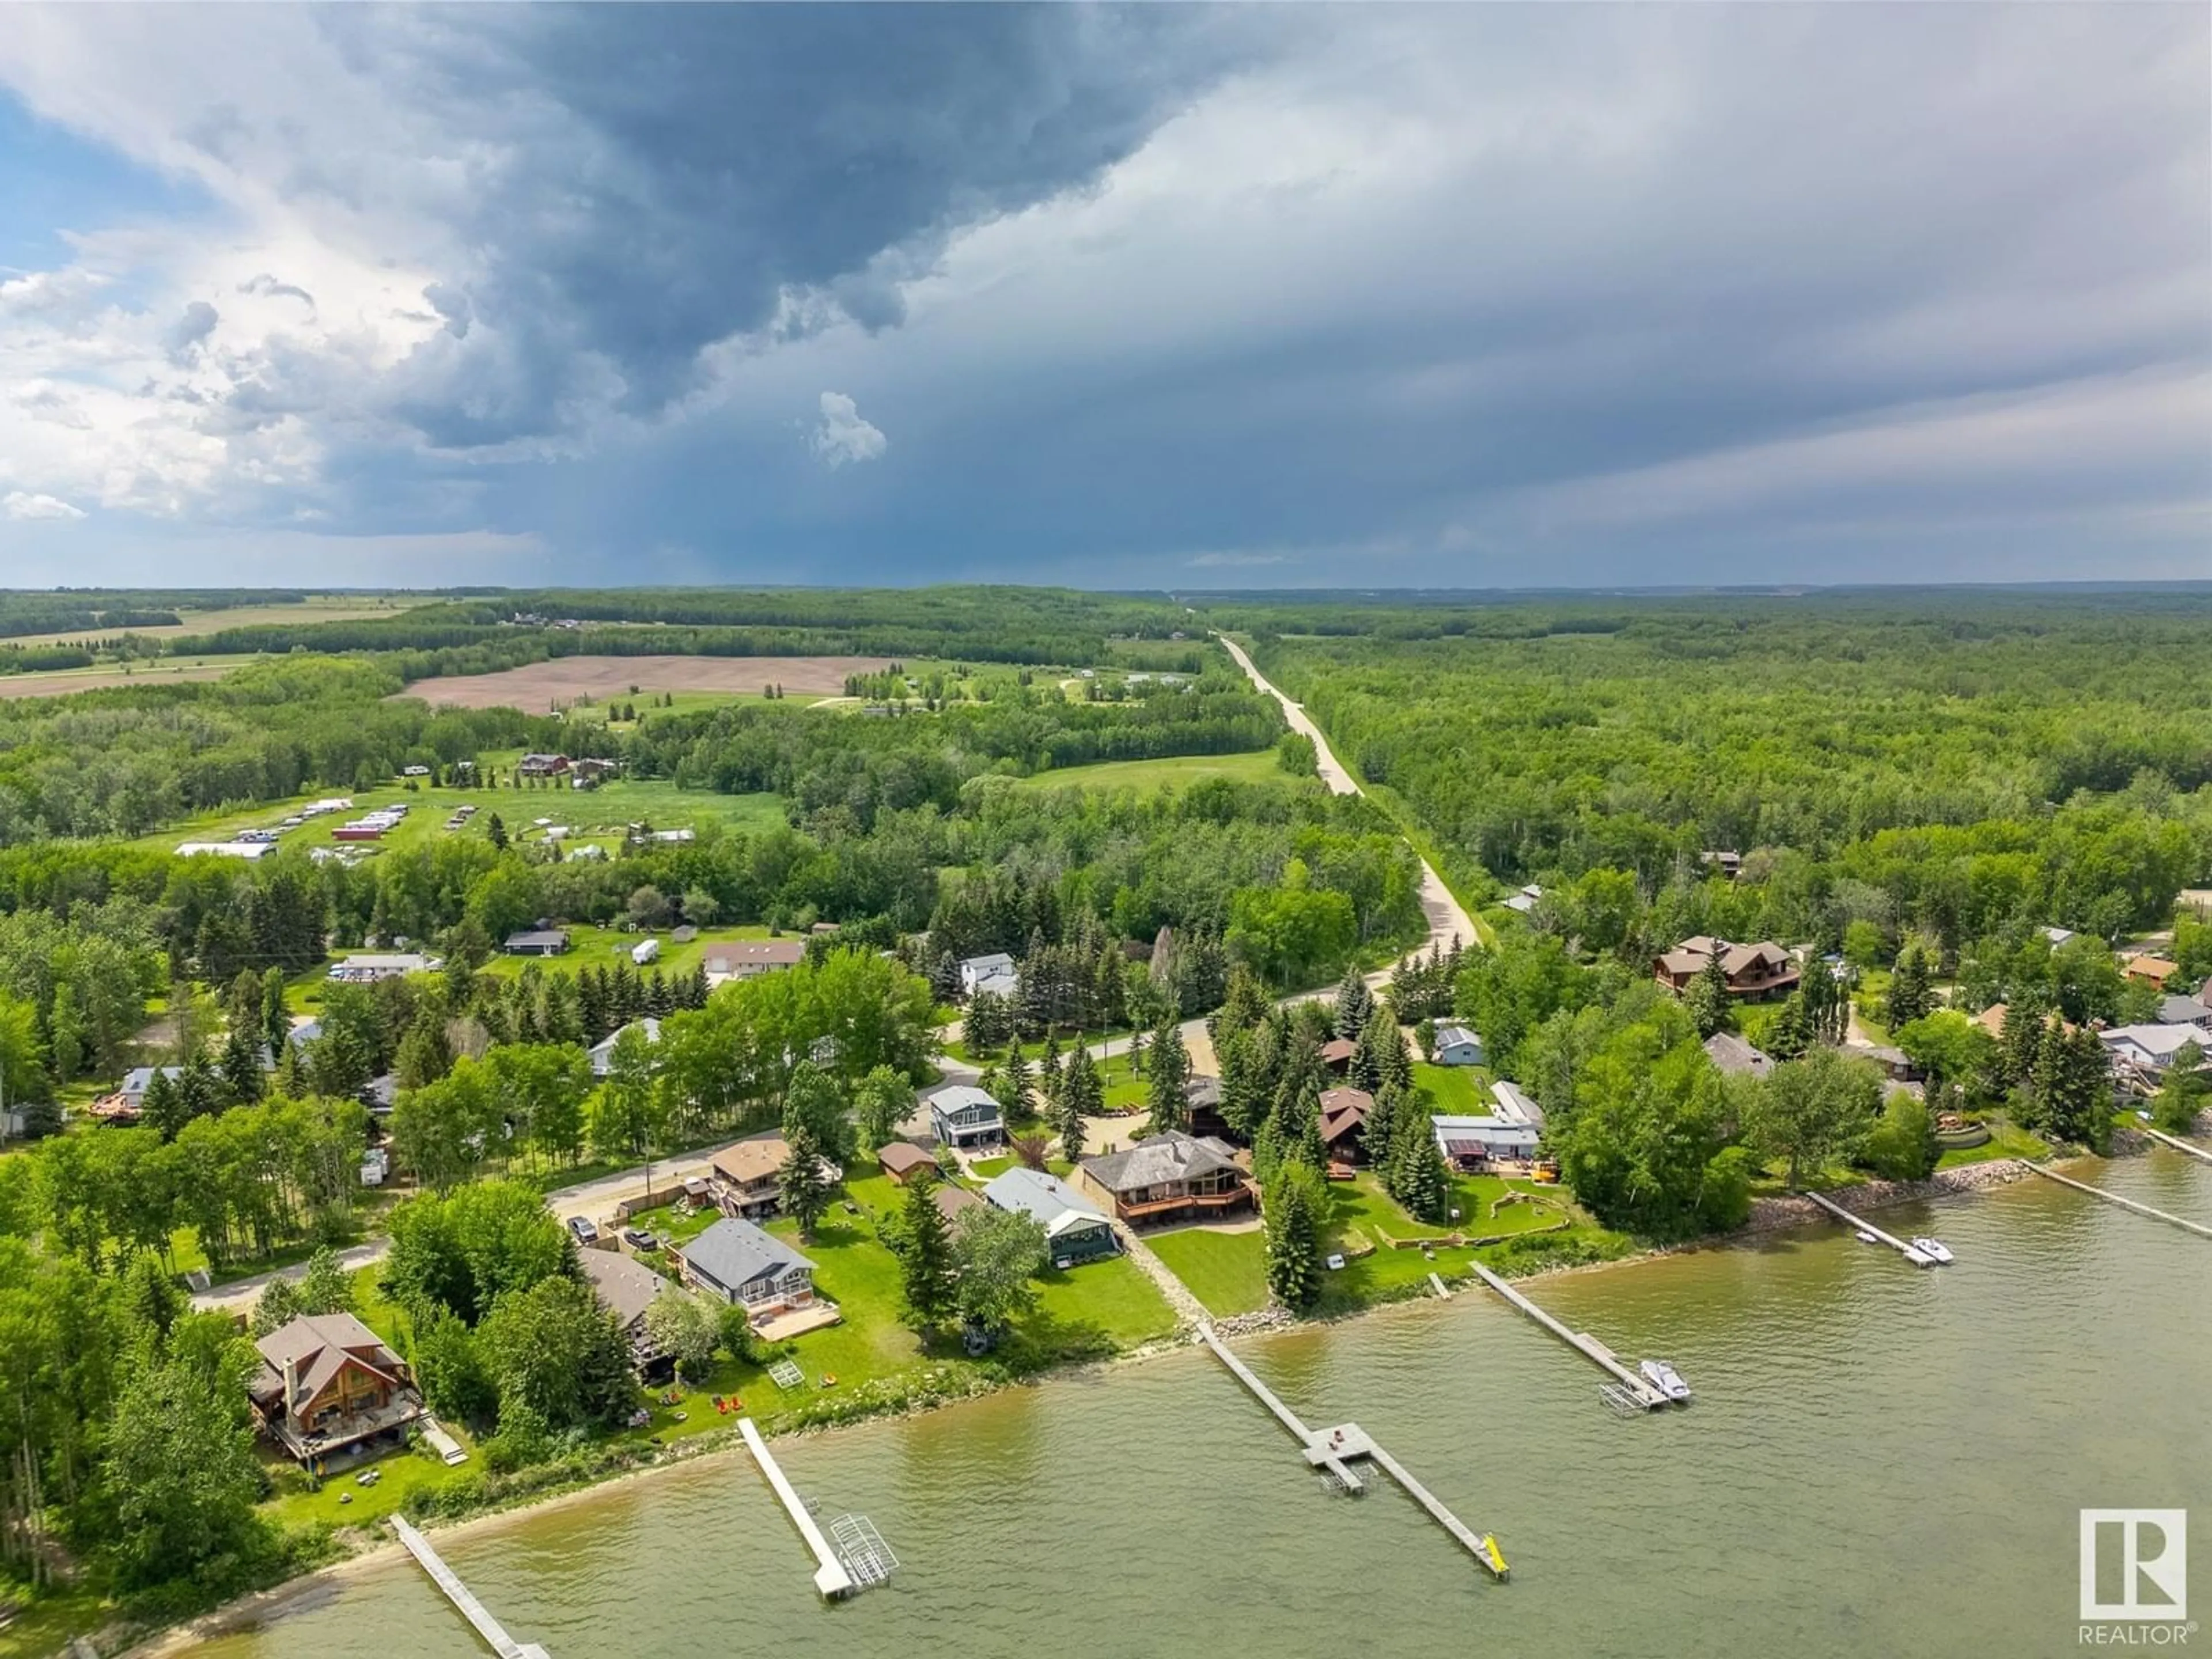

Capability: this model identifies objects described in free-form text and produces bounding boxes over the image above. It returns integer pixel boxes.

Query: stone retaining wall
[1745,1157,2027,1233]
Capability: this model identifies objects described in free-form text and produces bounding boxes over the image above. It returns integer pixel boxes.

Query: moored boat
[1911,1237,1954,1264]
[1638,1358,1692,1402]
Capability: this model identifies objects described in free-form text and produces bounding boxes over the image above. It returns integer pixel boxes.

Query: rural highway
[1215,632,1477,955]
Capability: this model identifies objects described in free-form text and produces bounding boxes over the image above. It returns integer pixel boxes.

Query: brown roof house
[1077,1131,1257,1226]
[578,1249,680,1380]
[248,1312,425,1470]
[877,1142,942,1185]
[710,1133,793,1218]
[1317,1086,1374,1171]
[1654,937,1801,1001]
[2124,954,2180,990]
[703,940,806,987]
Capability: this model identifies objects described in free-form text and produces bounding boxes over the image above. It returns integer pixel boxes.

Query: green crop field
[1014,751,1283,792]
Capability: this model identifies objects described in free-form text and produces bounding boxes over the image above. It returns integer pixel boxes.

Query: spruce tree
[1885,946,1933,1031]
[1397,1117,1453,1224]
[1058,1046,1102,1164]
[141,1068,186,1140]
[778,1120,836,1241]
[1685,950,1733,1039]
[1145,1020,1191,1136]
[1263,1165,1325,1310]
[219,1023,266,1106]
[1001,1044,1036,1124]
[896,1173,958,1332]
[1334,968,1373,1041]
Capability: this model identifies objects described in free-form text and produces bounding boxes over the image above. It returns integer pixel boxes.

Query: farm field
[0,596,425,650]
[0,657,236,699]
[401,653,900,710]
[1012,750,1283,792]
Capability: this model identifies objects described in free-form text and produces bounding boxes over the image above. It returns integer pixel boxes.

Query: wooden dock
[738,1416,858,1598]
[390,1516,551,1659]
[1796,1189,1937,1266]
[2020,1161,2212,1240]
[1196,1323,1505,1578]
[2140,1126,2212,1166]
[1466,1263,1670,1407]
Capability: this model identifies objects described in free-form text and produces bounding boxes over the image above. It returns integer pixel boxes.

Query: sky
[0,4,2206,590]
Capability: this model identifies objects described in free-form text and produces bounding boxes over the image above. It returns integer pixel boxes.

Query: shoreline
[104,1149,2120,1657]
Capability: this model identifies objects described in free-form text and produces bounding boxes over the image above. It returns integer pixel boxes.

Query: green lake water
[190,1153,2212,1659]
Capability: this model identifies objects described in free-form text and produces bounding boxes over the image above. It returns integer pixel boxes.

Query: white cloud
[2,490,88,520]
[808,392,887,468]
[1189,551,1291,567]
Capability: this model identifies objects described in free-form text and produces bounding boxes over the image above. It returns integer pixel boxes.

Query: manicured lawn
[1147,1226,1270,1316]
[1024,1253,1177,1353]
[1334,1172,1564,1245]
[1097,1053,1149,1111]
[944,1028,1120,1064]
[1411,1061,1487,1112]
[471,921,781,983]
[1013,751,1285,793]
[1938,1115,2050,1168]
[263,1440,461,1529]
[968,1156,1075,1180]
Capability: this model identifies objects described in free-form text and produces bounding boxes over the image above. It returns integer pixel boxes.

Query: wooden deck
[1797,1189,1937,1265]
[2019,1161,2212,1240]
[1467,1263,1671,1407]
[391,1515,551,1658]
[738,1416,857,1598]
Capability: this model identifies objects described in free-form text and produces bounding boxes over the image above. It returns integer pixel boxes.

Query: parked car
[567,1215,599,1244]
[622,1228,660,1253]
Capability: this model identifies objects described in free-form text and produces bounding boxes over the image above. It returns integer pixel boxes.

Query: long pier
[2020,1161,2212,1240]
[390,1516,551,1658]
[2139,1126,2212,1166]
[1465,1262,1669,1407]
[738,1416,858,1598]
[1196,1323,1506,1578]
[1796,1189,1936,1266]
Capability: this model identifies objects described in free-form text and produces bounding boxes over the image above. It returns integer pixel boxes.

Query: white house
[2100,1024,2206,1078]
[1431,1021,1485,1066]
[589,1017,662,1078]
[1502,884,1543,915]
[958,953,1018,997]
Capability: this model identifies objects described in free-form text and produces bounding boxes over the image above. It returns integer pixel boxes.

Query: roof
[1434,1021,1481,1048]
[1317,1086,1374,1145]
[680,1217,813,1292]
[2100,1024,2207,1063]
[250,1312,405,1415]
[578,1249,670,1331]
[933,1184,984,1224]
[712,1134,791,1188]
[704,940,806,971]
[2156,995,2212,1026]
[1184,1074,1224,1109]
[1702,1032,1772,1078]
[1318,1038,1358,1065]
[960,952,1015,973]
[2125,954,2179,983]
[1081,1131,1242,1194]
[1974,1003,2009,1037]
[589,1017,662,1071]
[120,1065,183,1094]
[1489,1080,1546,1126]
[982,1166,1112,1238]
[928,1084,1003,1121]
[1657,935,1798,984]
[1430,1115,1540,1154]
[505,929,569,949]
[877,1142,941,1177]
[333,953,433,971]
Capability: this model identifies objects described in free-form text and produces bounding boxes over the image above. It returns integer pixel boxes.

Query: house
[2158,995,2212,1032]
[982,1167,1120,1265]
[1843,1041,1916,1082]
[1430,1114,1541,1171]
[2041,926,2077,948]
[247,1312,425,1468]
[327,952,438,984]
[1702,1031,1773,1080]
[1076,1131,1257,1226]
[1653,936,1801,1001]
[675,1218,825,1329]
[578,1249,677,1379]
[957,952,1018,997]
[2100,1024,2207,1080]
[928,1084,1005,1149]
[1973,1003,2010,1040]
[1318,1037,1359,1073]
[877,1142,942,1185]
[2124,954,2181,990]
[588,1017,661,1078]
[933,1184,985,1226]
[631,937,661,966]
[571,757,619,786]
[1488,1080,1546,1128]
[702,940,806,986]
[518,753,570,777]
[708,1134,795,1217]
[92,1065,183,1121]
[1502,884,1543,915]
[1318,1087,1374,1167]
[503,928,572,956]
[1184,1074,1228,1137]
[1431,1021,1485,1066]
[363,1073,398,1114]
[1700,850,1743,880]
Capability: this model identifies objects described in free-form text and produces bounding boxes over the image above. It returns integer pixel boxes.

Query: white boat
[1638,1358,1692,1402]
[1854,1228,1878,1244]
[1911,1237,1954,1264]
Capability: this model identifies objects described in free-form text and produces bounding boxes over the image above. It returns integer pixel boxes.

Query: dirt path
[1215,632,1476,956]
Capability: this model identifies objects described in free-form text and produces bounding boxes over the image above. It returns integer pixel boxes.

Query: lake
[189,1152,2212,1659]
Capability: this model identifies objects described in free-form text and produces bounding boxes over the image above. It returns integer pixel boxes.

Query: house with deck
[1318,1086,1374,1169]
[248,1312,426,1470]
[982,1167,1119,1265]
[928,1084,1005,1149]
[1654,936,1801,1001]
[709,1134,795,1218]
[578,1249,677,1380]
[675,1217,832,1334]
[1076,1131,1257,1226]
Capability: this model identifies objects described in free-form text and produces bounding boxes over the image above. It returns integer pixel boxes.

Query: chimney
[283,1356,299,1424]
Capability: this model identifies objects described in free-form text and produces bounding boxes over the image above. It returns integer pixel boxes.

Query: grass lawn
[968,1155,1075,1181]
[1097,1053,1149,1111]
[1938,1115,2050,1168]
[0,1585,111,1659]
[470,921,781,984]
[1147,1226,1270,1316]
[1022,1253,1177,1353]
[1013,751,1285,793]
[1411,1061,1488,1112]
[944,1028,1121,1064]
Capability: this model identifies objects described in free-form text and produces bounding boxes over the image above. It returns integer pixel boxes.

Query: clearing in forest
[401,653,899,710]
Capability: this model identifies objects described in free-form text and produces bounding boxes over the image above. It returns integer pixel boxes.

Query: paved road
[1215,631,1477,956]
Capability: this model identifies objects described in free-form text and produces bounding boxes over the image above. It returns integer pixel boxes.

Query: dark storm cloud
[329,5,1248,440]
